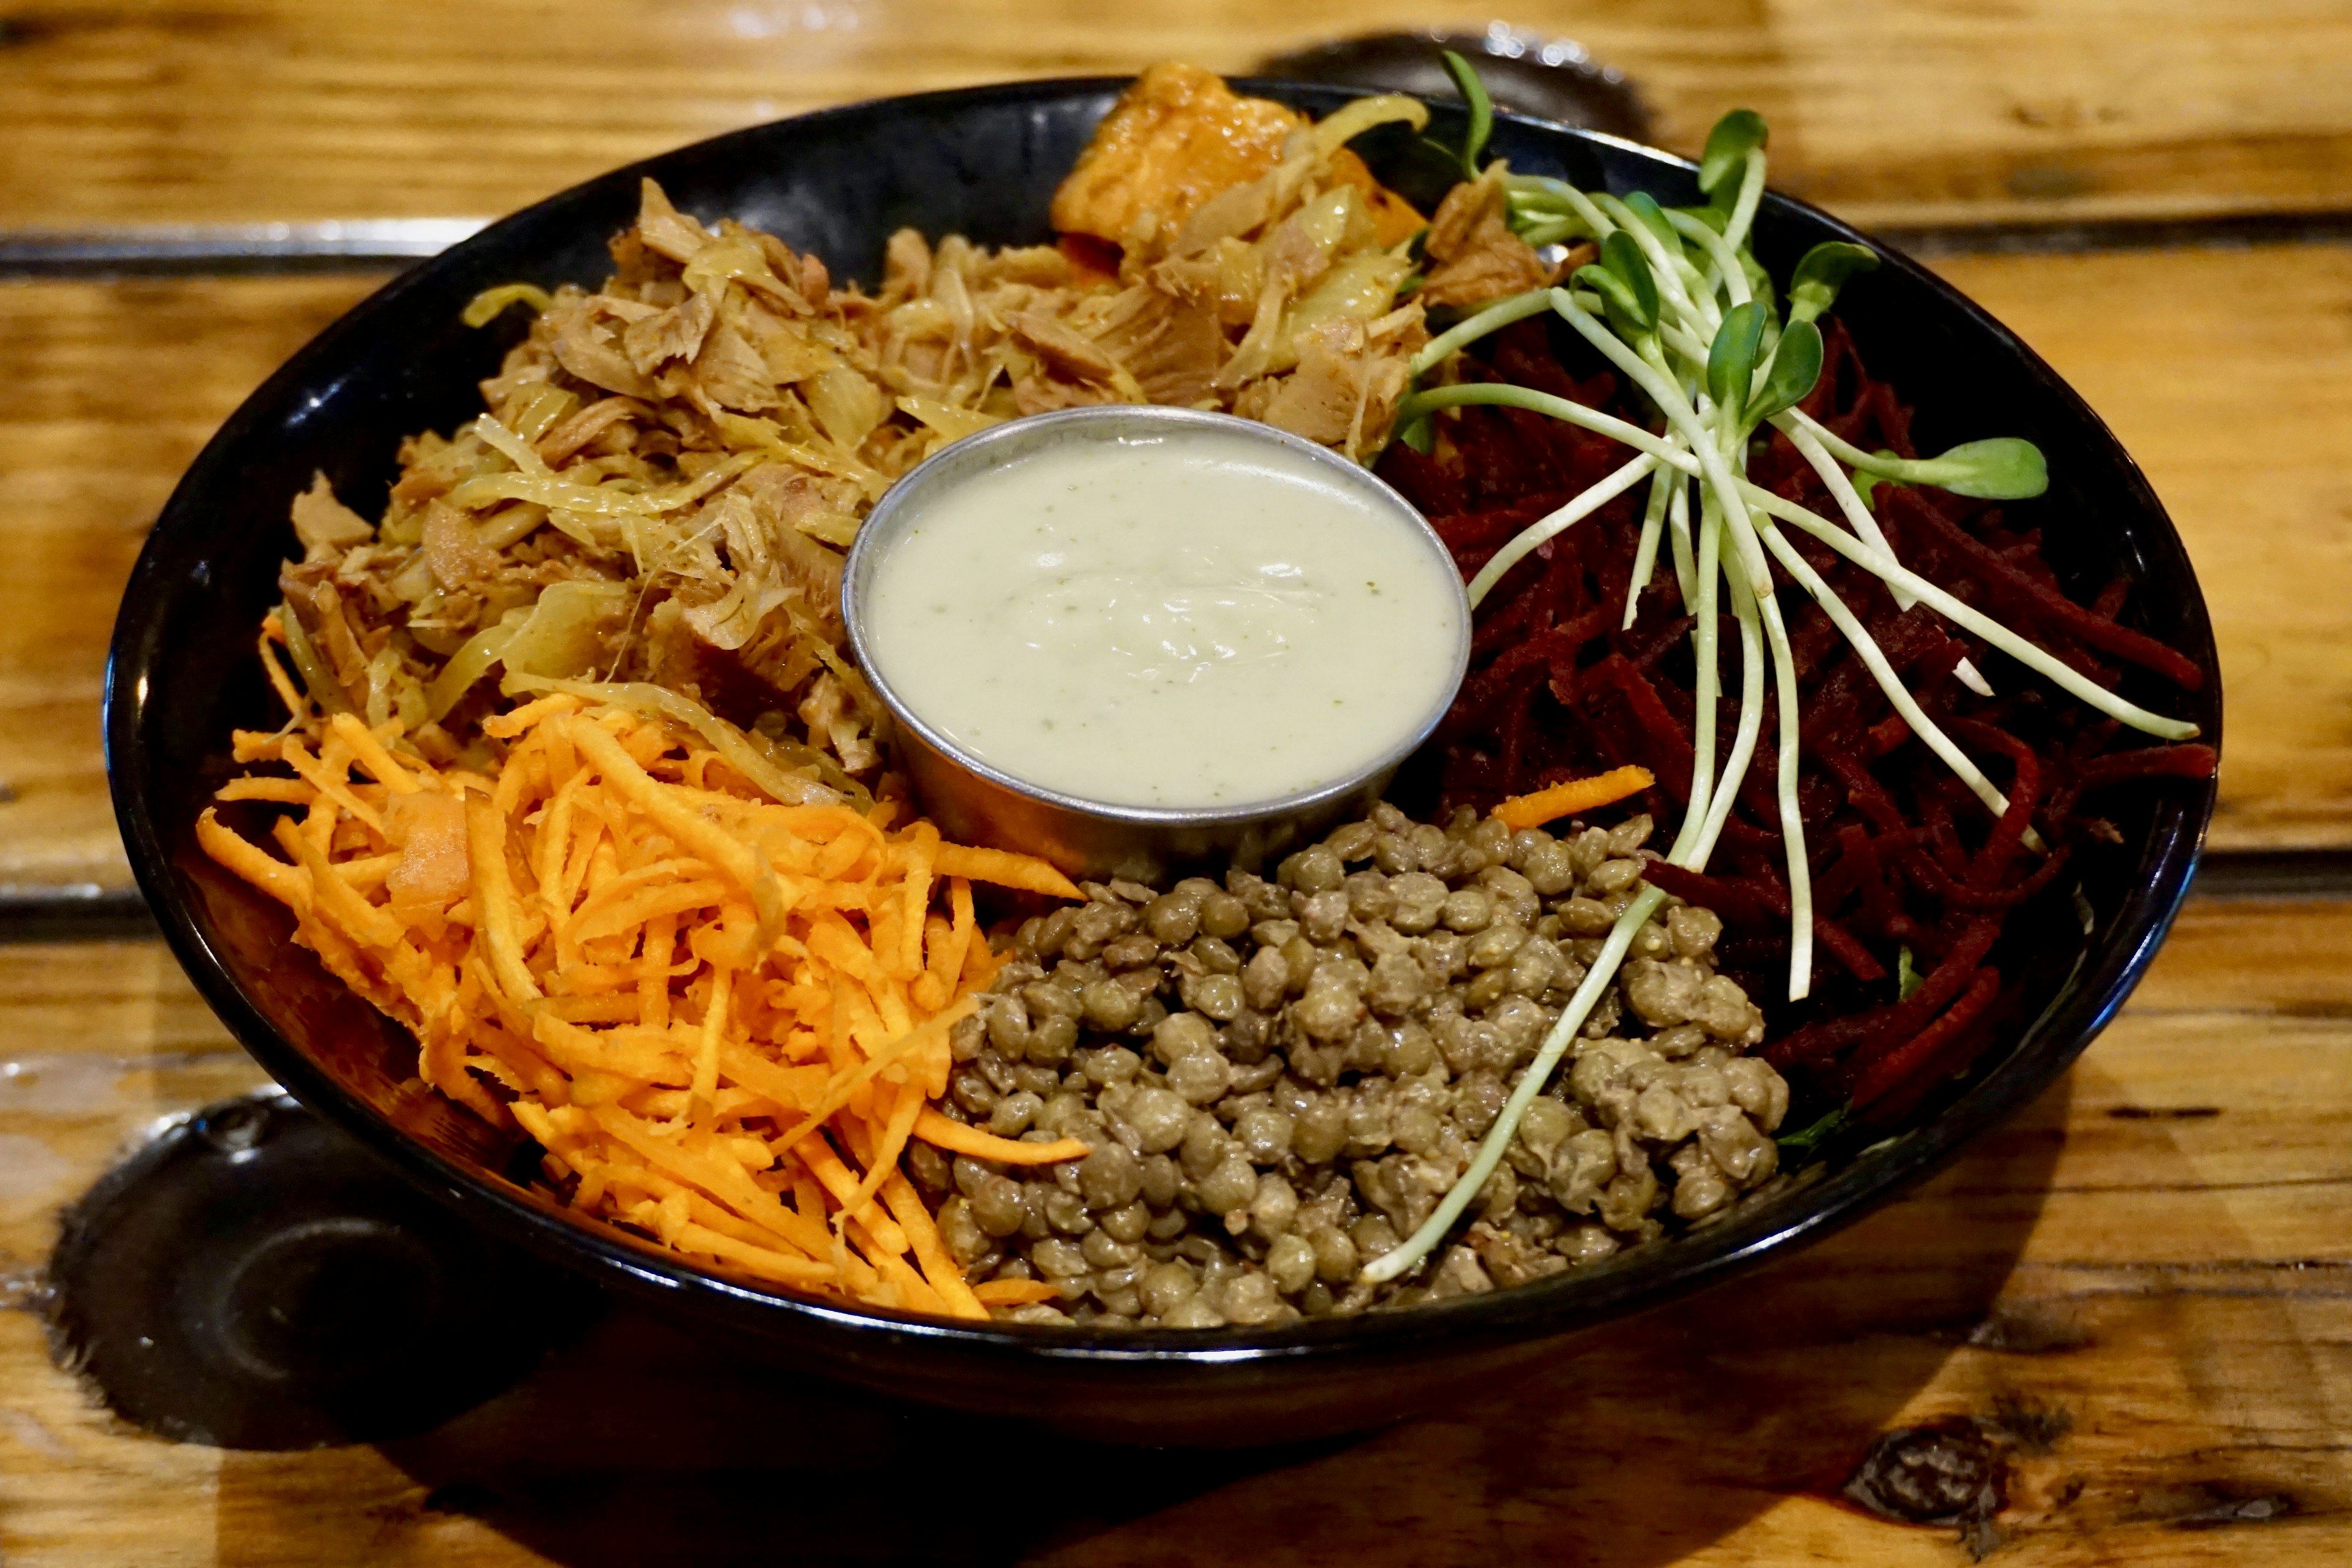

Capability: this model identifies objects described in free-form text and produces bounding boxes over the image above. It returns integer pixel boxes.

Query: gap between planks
[6,206,2352,279]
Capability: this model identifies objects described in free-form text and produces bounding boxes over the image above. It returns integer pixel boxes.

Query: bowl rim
[104,72,2220,1369]
[841,403,1473,829]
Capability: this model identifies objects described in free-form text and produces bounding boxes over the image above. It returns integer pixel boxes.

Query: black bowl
[105,79,2219,1444]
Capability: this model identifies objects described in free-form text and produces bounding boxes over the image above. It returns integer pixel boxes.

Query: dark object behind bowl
[47,1091,597,1449]
[105,80,2217,1444]
[1256,28,1652,143]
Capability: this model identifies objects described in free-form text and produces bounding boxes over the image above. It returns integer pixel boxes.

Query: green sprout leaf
[1698,108,1768,207]
[1777,1104,1850,1161]
[1572,263,1648,336]
[1896,944,1921,1001]
[1915,437,2050,499]
[1439,49,1496,179]
[1707,300,1766,415]
[1788,241,1880,325]
[1619,190,1683,256]
[1506,190,1578,234]
[1746,317,1823,423]
[1577,227,1660,335]
[1862,437,2051,500]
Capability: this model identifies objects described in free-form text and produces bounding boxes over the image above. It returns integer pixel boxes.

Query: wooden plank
[0,274,382,891]
[2,242,2345,890]
[0,899,2346,1564]
[2129,899,2352,1015]
[1933,242,2352,851]
[0,941,255,1265]
[0,940,254,1568]
[0,1,2346,235]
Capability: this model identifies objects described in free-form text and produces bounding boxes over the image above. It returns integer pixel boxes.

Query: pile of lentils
[904,802,1793,1327]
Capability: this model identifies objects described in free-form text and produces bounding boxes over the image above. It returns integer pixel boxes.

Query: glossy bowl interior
[106,80,2219,1444]
[842,404,1472,881]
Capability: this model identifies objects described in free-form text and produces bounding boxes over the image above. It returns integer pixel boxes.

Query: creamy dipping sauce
[862,427,1463,810]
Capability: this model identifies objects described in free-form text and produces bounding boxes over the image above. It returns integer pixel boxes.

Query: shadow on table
[228,1074,2074,1567]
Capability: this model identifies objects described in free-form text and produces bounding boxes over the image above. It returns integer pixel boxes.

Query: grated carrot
[328,712,421,794]
[215,777,318,805]
[197,699,1077,1321]
[932,843,1083,900]
[1489,765,1656,831]
[913,1107,1091,1166]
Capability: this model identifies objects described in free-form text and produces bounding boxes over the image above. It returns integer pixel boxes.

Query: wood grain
[0,943,254,1568]
[0,1,2347,235]
[1,8,2345,1566]
[2,244,2344,890]
[0,274,381,891]
[1,900,2347,1565]
[1934,241,2352,851]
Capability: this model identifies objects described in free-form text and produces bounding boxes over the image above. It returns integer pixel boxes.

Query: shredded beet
[1376,315,2215,1117]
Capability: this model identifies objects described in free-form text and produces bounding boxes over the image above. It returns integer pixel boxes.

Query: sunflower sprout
[1695,560,1767,856]
[1360,94,2195,1287]
[1409,288,1555,377]
[1773,411,1995,697]
[1785,409,2049,500]
[1740,483,2199,741]
[1466,453,1660,608]
[1624,454,1679,630]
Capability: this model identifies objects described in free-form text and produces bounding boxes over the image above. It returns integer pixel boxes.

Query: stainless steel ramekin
[840,405,1471,883]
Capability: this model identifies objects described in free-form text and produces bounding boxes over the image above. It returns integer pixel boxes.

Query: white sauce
[864,429,1462,810]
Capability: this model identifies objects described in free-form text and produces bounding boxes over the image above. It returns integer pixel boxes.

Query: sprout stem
[1722,146,1768,253]
[1685,491,1725,856]
[1749,519,2016,823]
[1515,215,1581,247]
[1506,176,1619,243]
[1659,318,1714,368]
[1359,887,1669,1287]
[1666,472,1697,609]
[1758,586,1814,999]
[1625,456,1678,630]
[1468,453,1660,608]
[1740,484,2201,741]
[1780,407,1911,475]
[1395,382,1694,470]
[1551,290,1775,596]
[1662,209,1753,309]
[1695,562,1766,861]
[1409,288,1555,377]
[1774,412,1994,698]
[1592,192,1714,336]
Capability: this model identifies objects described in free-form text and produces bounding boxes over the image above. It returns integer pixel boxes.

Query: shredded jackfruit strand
[460,282,555,328]
[425,615,522,722]
[500,671,859,809]
[276,600,354,716]
[1309,93,1431,158]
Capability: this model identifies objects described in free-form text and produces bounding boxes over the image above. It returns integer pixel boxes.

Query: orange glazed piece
[1050,62,1303,247]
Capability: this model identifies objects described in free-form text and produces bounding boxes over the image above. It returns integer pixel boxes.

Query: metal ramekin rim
[840,405,1472,830]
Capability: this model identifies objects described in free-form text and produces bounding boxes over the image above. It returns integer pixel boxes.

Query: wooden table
[2,3,2347,1561]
